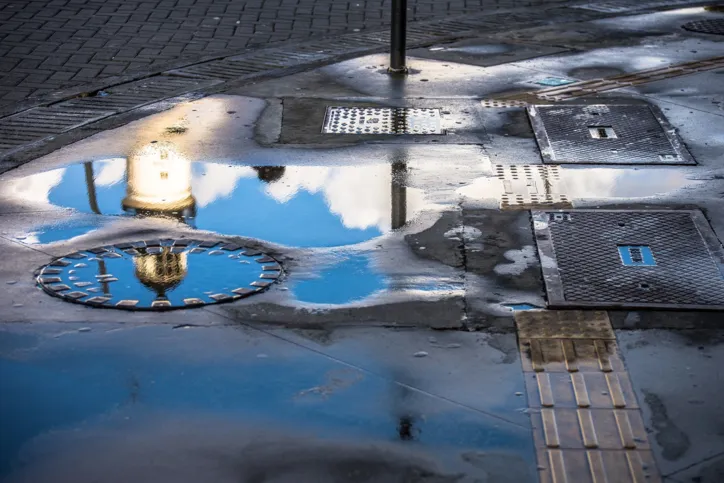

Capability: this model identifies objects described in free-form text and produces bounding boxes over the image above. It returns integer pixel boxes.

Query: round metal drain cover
[682,19,724,35]
[37,240,282,310]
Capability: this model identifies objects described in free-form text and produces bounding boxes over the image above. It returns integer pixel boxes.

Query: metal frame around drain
[36,239,282,311]
[533,209,724,310]
[527,104,696,165]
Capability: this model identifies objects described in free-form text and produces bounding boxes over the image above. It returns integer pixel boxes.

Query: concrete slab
[278,98,487,146]
[665,452,724,483]
[0,323,536,482]
[230,53,538,99]
[617,330,724,478]
[408,40,570,69]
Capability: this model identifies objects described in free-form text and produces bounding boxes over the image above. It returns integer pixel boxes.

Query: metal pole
[389,0,407,73]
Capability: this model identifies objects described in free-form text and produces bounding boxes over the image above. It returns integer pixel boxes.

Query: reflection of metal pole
[389,0,407,73]
[391,135,407,230]
[84,162,101,214]
[98,259,110,295]
[391,161,407,230]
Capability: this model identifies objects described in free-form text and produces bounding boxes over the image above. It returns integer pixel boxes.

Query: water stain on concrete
[484,334,518,365]
[644,390,692,461]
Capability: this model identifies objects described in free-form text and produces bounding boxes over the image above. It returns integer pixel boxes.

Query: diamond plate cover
[322,107,443,134]
[533,210,724,309]
[528,104,695,165]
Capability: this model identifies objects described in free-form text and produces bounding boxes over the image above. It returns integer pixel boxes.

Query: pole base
[387,66,409,75]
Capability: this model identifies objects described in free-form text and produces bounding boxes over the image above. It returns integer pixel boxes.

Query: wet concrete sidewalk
[1,4,724,483]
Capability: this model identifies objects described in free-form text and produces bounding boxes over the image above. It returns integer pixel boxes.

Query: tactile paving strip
[528,104,694,165]
[36,239,282,310]
[494,165,571,209]
[533,210,724,309]
[322,107,443,135]
[515,310,661,483]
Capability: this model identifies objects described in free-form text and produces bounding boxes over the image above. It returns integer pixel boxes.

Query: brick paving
[0,0,569,108]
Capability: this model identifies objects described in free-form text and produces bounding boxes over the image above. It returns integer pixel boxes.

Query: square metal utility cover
[533,210,724,309]
[528,104,694,165]
[322,107,443,135]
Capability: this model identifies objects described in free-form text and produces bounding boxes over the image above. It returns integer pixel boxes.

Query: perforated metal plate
[36,239,282,311]
[533,210,724,309]
[322,107,443,134]
[528,104,695,165]
[682,19,724,35]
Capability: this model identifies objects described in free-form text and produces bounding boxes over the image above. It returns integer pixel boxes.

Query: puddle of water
[504,303,542,311]
[12,218,106,245]
[40,242,276,309]
[432,44,512,55]
[512,38,724,79]
[534,77,575,87]
[458,166,703,202]
[3,153,426,248]
[321,54,531,97]
[0,325,535,481]
[290,253,388,305]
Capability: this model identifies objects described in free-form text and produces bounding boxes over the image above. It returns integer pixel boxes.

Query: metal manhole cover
[36,240,282,310]
[322,107,444,134]
[533,210,724,309]
[528,104,695,165]
[682,19,724,35]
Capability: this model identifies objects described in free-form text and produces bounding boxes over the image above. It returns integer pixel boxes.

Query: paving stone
[0,0,569,109]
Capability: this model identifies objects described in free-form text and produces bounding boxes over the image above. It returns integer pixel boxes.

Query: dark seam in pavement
[662,449,724,478]
[642,95,724,119]
[0,233,58,258]
[204,304,530,430]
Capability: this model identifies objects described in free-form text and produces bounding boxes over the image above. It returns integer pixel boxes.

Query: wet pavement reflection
[3,153,424,248]
[0,325,534,482]
[38,241,279,309]
[458,165,709,203]
[290,253,388,305]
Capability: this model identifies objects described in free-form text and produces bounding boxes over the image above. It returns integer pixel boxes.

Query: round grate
[36,239,282,310]
[682,19,724,35]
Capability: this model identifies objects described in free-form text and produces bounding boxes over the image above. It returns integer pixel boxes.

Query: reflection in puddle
[39,241,275,309]
[4,150,425,248]
[0,325,534,481]
[17,218,106,245]
[290,254,388,305]
[459,166,703,202]
[431,44,511,55]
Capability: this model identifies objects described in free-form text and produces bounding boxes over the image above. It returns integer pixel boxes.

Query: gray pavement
[0,0,568,107]
[1,2,724,483]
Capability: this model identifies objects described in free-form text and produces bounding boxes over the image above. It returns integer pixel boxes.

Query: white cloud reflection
[3,161,426,234]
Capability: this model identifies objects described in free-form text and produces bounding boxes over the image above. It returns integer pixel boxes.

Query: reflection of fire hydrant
[122,141,196,220]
